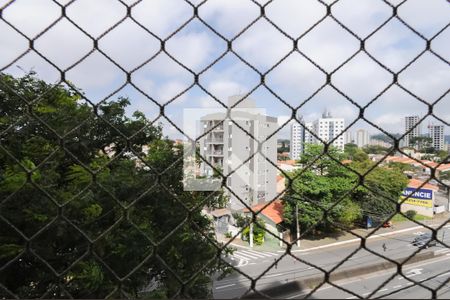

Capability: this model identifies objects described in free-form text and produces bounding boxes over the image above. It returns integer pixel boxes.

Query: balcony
[208,150,224,156]
[205,138,224,144]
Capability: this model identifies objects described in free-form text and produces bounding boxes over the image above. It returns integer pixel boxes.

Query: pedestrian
[382,243,387,252]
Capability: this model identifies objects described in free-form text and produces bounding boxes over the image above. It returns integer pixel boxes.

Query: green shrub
[405,210,417,219]
[224,232,232,238]
[241,218,266,245]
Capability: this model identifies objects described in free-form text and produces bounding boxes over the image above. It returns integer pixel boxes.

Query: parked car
[411,233,437,248]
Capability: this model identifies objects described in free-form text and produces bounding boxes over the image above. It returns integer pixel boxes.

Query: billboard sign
[400,187,434,208]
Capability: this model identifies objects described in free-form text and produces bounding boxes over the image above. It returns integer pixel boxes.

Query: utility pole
[249,222,254,248]
[296,202,300,248]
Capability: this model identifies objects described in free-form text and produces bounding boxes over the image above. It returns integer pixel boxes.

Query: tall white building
[355,129,370,148]
[428,123,445,151]
[405,116,421,148]
[312,110,345,150]
[199,96,278,210]
[345,131,354,145]
[290,118,313,160]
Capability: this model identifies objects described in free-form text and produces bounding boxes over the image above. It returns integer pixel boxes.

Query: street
[213,225,450,298]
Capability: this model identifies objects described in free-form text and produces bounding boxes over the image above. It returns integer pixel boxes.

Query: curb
[277,224,450,253]
[230,224,449,253]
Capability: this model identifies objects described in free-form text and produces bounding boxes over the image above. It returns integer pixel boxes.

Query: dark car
[412,233,437,248]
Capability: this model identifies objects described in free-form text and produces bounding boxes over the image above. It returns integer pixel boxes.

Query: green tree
[233,214,266,245]
[282,144,408,235]
[0,73,230,298]
[362,144,391,154]
[344,143,358,159]
[410,136,433,151]
[437,150,449,163]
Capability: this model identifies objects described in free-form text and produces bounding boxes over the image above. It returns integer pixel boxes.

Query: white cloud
[166,28,222,72]
[199,0,259,39]
[2,0,60,38]
[131,0,193,39]
[66,0,126,38]
[0,0,448,140]
[233,19,293,72]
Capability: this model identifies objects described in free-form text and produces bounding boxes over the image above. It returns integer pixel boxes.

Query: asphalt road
[213,226,450,298]
[284,255,450,299]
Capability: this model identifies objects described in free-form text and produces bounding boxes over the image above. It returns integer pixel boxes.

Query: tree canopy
[0,73,230,298]
[283,144,408,235]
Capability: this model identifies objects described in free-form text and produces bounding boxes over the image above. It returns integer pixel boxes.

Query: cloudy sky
[1,0,449,140]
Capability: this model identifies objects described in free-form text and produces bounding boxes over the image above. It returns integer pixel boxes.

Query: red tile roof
[408,178,438,191]
[242,200,284,224]
[278,160,296,166]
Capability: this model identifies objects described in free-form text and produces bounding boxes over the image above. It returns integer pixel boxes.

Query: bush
[405,210,417,219]
[224,232,232,238]
[241,218,266,245]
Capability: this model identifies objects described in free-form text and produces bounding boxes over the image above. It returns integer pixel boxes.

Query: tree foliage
[0,73,230,298]
[283,144,408,234]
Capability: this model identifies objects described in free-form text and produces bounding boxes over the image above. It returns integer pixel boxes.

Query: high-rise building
[312,110,345,150]
[355,129,370,148]
[345,131,354,145]
[290,118,314,160]
[404,115,421,148]
[428,123,445,151]
[199,96,278,210]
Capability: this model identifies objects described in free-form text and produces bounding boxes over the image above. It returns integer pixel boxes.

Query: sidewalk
[223,212,450,252]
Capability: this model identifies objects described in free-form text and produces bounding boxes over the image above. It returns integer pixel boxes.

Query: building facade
[290,118,313,160]
[312,110,345,150]
[355,129,369,148]
[428,123,445,151]
[345,131,354,145]
[405,115,421,148]
[199,96,278,211]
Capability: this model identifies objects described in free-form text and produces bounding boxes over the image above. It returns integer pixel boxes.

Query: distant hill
[369,133,401,144]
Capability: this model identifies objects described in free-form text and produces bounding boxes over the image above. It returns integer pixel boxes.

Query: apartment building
[290,118,313,160]
[199,96,278,210]
[345,131,354,144]
[356,129,370,148]
[428,123,445,151]
[405,115,421,148]
[312,110,345,150]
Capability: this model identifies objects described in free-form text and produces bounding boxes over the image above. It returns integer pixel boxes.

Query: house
[242,200,285,237]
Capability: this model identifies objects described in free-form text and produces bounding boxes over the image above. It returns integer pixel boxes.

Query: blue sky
[1,0,449,140]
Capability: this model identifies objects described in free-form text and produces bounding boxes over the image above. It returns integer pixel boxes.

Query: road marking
[240,250,268,258]
[234,252,259,259]
[233,254,252,261]
[438,272,450,278]
[393,285,402,289]
[434,249,450,254]
[245,250,279,257]
[346,296,357,299]
[236,259,248,267]
[406,282,414,286]
[264,272,285,278]
[378,288,388,292]
[362,292,370,296]
[215,283,236,290]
